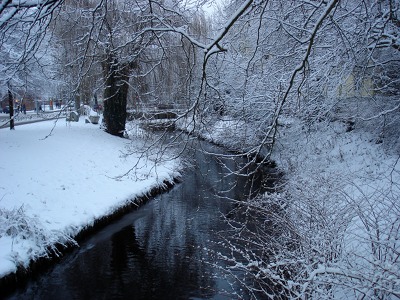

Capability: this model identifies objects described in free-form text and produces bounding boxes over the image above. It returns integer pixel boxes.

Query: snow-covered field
[0,117,181,279]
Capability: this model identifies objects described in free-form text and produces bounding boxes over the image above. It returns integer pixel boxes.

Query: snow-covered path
[0,118,180,278]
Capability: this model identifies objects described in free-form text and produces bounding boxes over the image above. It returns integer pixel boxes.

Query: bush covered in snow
[0,205,77,271]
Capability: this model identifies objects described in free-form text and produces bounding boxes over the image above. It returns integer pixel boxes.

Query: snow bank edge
[0,177,180,297]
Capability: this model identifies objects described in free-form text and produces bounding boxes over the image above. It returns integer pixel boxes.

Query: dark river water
[6,140,266,300]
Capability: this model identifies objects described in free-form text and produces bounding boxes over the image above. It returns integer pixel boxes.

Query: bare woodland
[1,0,400,299]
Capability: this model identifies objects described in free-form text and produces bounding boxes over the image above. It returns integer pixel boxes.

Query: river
[6,139,267,299]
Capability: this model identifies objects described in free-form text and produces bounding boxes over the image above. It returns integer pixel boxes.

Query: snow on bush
[0,205,76,270]
[211,169,400,299]
[281,172,399,299]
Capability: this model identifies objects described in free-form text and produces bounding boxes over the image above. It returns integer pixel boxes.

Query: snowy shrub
[214,171,400,299]
[0,205,77,266]
[125,120,153,139]
[338,179,400,299]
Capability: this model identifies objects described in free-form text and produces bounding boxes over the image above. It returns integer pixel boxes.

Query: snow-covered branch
[0,0,62,28]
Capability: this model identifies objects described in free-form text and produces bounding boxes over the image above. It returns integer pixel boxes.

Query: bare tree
[48,0,209,136]
[1,0,61,128]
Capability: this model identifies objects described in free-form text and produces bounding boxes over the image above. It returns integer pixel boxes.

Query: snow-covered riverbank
[0,118,181,281]
[269,115,400,298]
[178,103,400,298]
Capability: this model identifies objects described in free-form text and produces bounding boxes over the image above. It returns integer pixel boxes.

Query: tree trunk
[8,86,14,130]
[102,53,131,137]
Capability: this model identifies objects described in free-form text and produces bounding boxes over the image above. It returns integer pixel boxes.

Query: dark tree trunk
[8,86,14,130]
[102,53,132,137]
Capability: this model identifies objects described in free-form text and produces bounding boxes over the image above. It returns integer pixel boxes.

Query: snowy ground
[0,116,181,279]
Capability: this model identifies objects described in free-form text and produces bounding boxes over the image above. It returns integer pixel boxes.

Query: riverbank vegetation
[1,0,399,298]
[192,97,400,299]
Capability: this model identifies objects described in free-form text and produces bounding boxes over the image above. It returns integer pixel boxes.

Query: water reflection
[6,141,265,300]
